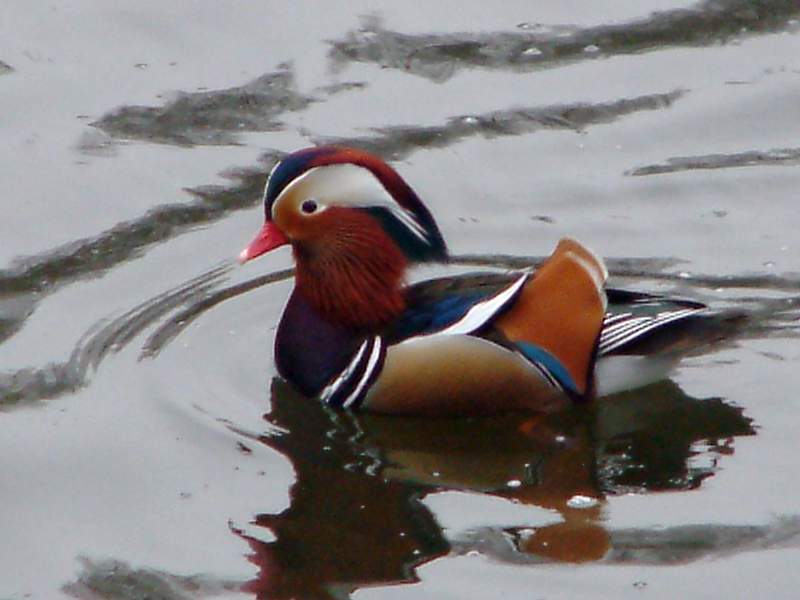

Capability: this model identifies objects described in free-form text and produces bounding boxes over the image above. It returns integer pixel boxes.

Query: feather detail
[264,146,447,262]
[294,207,407,330]
[495,238,608,397]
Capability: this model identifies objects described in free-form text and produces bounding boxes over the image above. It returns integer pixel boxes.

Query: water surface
[1,1,800,598]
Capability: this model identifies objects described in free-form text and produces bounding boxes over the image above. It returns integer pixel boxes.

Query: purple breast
[275,288,363,397]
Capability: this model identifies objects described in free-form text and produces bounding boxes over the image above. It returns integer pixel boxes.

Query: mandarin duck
[240,146,736,416]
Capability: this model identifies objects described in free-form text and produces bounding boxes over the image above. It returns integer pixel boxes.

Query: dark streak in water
[313,80,368,96]
[457,254,800,291]
[628,147,800,175]
[0,90,683,347]
[0,265,229,408]
[328,1,800,81]
[606,516,800,563]
[93,66,315,146]
[140,268,294,359]
[452,516,800,565]
[0,162,267,298]
[63,557,242,599]
[0,60,12,75]
[315,90,685,161]
[0,157,277,348]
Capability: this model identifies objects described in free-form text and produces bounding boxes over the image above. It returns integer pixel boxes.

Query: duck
[240,145,739,416]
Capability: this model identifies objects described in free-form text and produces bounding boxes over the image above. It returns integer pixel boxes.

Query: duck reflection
[233,379,753,598]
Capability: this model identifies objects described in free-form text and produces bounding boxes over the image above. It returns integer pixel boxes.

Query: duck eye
[301,199,318,214]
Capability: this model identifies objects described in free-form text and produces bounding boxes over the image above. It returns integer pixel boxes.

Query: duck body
[241,146,732,416]
[276,269,576,415]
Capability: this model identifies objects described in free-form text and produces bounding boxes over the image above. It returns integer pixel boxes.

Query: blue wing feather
[385,272,521,343]
[515,341,579,396]
[389,291,489,340]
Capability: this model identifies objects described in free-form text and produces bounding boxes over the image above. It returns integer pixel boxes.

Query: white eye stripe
[269,167,317,219]
[271,164,430,244]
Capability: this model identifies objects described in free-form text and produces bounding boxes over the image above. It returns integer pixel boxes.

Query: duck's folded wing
[386,238,608,400]
[600,290,744,357]
[494,238,608,398]
[384,271,529,343]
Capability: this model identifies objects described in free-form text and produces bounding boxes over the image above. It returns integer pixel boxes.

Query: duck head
[240,146,448,329]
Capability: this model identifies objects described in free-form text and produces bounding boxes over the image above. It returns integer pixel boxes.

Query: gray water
[2,1,800,598]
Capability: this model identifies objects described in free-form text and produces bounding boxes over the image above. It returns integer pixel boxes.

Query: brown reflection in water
[234,379,754,598]
[234,380,448,599]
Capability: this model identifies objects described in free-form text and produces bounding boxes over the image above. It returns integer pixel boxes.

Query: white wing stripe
[600,315,685,352]
[603,312,633,325]
[601,309,697,344]
[434,272,529,336]
[599,317,653,345]
[319,339,369,402]
[600,309,702,354]
[342,337,384,408]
